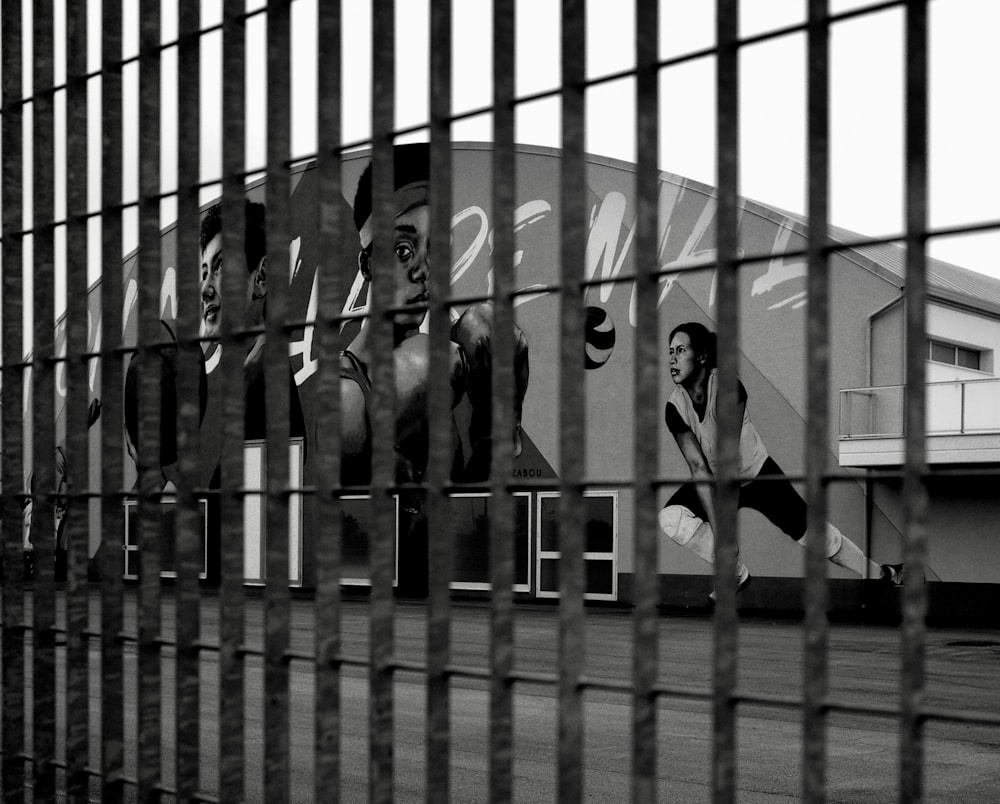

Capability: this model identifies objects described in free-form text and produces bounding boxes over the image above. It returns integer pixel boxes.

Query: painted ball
[584,306,616,369]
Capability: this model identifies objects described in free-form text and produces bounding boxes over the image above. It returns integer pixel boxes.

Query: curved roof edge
[450,142,1000,316]
[128,141,1000,318]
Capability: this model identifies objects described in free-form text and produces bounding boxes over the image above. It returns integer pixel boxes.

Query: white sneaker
[880,563,905,587]
[709,565,751,603]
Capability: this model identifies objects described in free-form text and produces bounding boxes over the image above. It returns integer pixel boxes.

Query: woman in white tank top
[659,322,903,603]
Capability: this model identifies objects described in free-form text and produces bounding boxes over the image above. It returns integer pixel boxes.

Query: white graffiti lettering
[88,307,101,395]
[122,277,138,336]
[340,264,369,332]
[451,206,490,286]
[289,270,319,386]
[161,265,177,321]
[586,191,636,306]
[289,236,302,284]
[55,333,67,398]
[752,225,808,309]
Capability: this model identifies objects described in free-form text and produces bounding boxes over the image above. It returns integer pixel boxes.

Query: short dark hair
[668,321,717,369]
[199,203,222,254]
[352,142,431,233]
[198,201,267,274]
[243,201,267,272]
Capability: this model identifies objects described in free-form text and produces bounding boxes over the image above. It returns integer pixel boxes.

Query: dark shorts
[663,456,807,541]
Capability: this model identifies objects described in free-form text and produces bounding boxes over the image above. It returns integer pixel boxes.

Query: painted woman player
[658,321,903,601]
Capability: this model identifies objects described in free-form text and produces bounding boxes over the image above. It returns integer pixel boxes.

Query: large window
[928,338,982,370]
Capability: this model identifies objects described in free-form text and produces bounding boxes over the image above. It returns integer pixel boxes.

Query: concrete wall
[870,299,905,387]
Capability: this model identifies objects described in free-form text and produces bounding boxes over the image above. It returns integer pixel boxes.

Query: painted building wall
[40,143,998,601]
[870,299,905,387]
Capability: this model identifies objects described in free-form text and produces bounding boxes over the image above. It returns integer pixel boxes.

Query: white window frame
[339,494,399,588]
[122,497,209,581]
[123,499,139,581]
[242,437,306,586]
[243,440,266,585]
[927,337,983,371]
[448,491,532,593]
[535,490,618,602]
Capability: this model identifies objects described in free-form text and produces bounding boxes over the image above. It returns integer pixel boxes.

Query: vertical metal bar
[804,2,831,801]
[314,1,344,800]
[31,1,59,799]
[264,2,293,801]
[174,2,203,801]
[100,0,127,799]
[64,0,92,800]
[369,1,397,801]
[558,2,586,802]
[1,0,27,799]
[901,2,930,801]
[713,2,741,802]
[489,1,517,802]
[632,0,660,800]
[427,1,454,802]
[136,1,164,799]
[28,0,56,790]
[218,0,247,798]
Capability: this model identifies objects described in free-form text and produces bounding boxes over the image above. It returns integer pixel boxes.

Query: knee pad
[658,505,703,547]
[825,523,844,559]
[797,523,844,559]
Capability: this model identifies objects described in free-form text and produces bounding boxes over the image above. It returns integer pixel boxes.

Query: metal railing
[841,376,1000,438]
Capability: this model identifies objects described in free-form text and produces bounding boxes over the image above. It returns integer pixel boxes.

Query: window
[928,338,981,370]
[448,492,532,592]
[535,491,618,601]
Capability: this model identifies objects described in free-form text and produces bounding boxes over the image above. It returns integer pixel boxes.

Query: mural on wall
[41,142,961,590]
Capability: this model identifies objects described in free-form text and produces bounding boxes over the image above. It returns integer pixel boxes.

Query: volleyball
[584,305,616,369]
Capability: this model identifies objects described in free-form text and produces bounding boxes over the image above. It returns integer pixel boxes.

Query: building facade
[33,143,1000,621]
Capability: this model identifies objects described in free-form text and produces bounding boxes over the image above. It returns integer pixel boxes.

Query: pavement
[13,589,1000,801]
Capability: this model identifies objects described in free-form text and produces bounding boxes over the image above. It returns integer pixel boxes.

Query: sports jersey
[665,368,769,480]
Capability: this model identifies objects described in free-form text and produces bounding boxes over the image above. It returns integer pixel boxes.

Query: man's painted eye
[395,243,414,261]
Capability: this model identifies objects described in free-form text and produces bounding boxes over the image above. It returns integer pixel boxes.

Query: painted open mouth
[203,304,220,322]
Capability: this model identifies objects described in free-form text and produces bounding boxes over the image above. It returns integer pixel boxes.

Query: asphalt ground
[11,589,1000,802]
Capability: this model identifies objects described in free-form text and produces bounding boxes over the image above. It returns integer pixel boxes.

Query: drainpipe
[862,292,904,601]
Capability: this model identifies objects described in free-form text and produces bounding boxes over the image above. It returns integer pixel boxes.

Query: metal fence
[2,1,998,802]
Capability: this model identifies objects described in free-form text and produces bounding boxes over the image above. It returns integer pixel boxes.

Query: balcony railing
[840,376,1000,438]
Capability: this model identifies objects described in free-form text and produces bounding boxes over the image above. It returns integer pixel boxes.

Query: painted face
[391,203,430,328]
[200,232,223,339]
[669,331,703,387]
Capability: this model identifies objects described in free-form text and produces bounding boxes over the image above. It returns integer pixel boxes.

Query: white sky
[10,0,1000,331]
